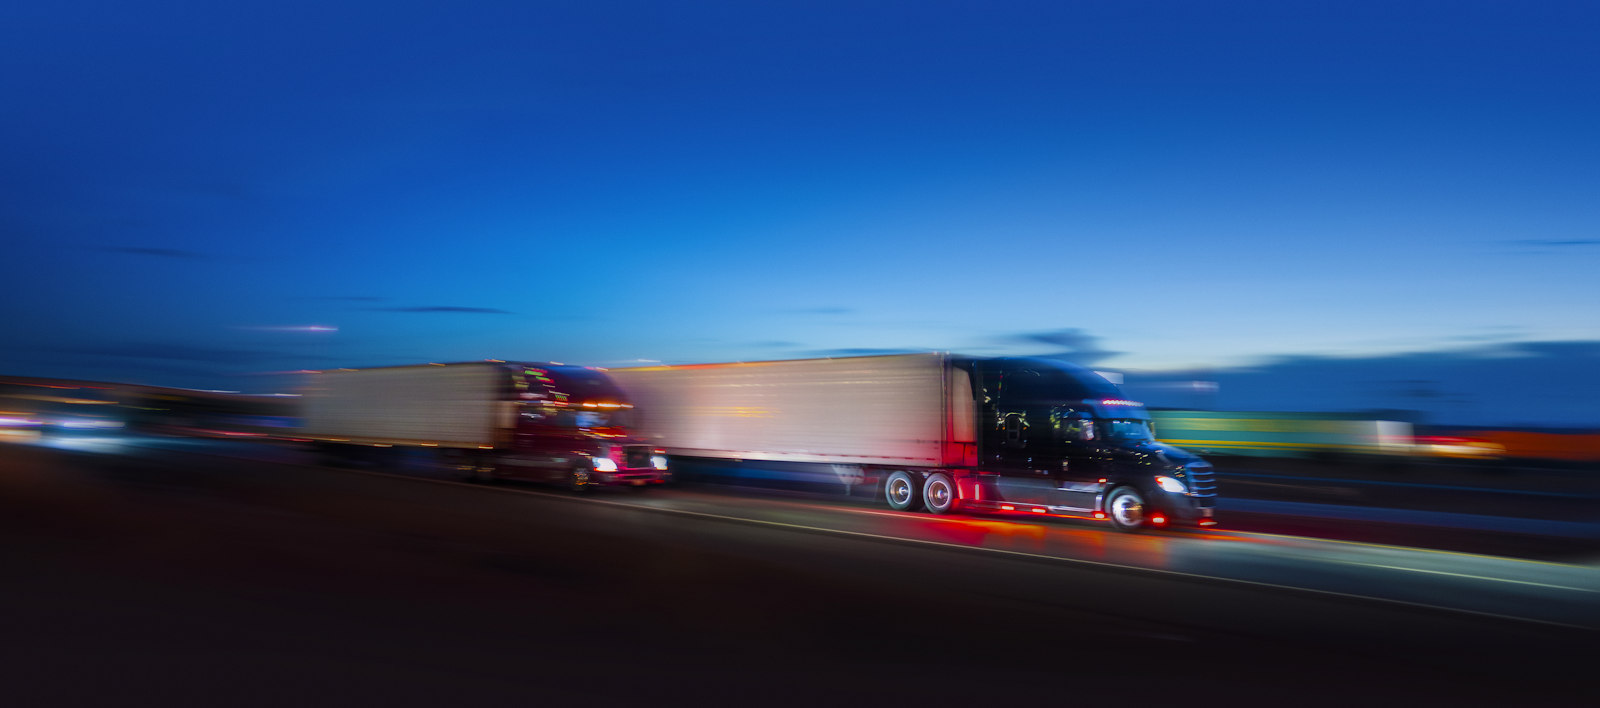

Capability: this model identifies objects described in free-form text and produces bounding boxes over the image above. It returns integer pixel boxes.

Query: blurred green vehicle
[1148,410,1414,458]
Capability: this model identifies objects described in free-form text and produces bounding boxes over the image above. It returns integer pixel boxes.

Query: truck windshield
[1101,418,1153,441]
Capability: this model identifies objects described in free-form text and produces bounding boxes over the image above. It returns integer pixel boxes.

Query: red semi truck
[297,361,669,489]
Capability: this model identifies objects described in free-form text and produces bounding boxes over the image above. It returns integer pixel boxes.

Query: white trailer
[609,353,977,472]
[298,362,515,448]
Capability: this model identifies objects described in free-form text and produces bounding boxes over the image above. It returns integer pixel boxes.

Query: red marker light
[1151,514,1167,525]
[1000,505,1015,511]
[1093,512,1105,519]
[1199,519,1218,527]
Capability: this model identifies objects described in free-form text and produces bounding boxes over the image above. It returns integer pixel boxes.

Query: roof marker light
[1100,399,1144,407]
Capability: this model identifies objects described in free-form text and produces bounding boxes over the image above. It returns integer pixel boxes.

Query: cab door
[989,406,1058,505]
[1049,409,1104,511]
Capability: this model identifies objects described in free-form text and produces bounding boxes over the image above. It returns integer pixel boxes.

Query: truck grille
[1188,464,1217,508]
[624,445,652,470]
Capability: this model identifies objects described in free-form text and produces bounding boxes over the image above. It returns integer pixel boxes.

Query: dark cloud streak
[372,306,513,314]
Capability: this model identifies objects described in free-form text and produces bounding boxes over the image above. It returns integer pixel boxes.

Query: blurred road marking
[1329,561,1597,593]
[1219,530,1590,569]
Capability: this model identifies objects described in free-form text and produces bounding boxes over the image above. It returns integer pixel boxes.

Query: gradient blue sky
[3,1,1598,418]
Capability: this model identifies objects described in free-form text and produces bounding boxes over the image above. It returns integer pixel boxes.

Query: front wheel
[923,473,957,514]
[1105,486,1147,532]
[884,471,922,511]
[568,468,593,494]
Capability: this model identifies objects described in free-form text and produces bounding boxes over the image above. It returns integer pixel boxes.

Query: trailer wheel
[1106,486,1147,532]
[923,473,957,514]
[884,471,922,511]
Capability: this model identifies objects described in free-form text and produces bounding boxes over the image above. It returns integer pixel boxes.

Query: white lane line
[1329,561,1597,593]
[128,443,1597,631]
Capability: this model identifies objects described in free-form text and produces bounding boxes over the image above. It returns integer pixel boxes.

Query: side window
[1001,411,1028,449]
[1054,409,1096,442]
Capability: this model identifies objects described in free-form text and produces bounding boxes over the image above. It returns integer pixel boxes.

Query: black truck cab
[954,357,1217,530]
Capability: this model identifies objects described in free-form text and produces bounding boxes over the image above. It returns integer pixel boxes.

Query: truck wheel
[568,468,592,494]
[473,464,498,483]
[923,473,957,514]
[884,471,922,511]
[1106,486,1147,532]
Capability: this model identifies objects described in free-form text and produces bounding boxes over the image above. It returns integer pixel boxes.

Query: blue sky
[2,1,1597,422]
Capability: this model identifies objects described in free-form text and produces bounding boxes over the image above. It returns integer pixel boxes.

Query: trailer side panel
[299,363,505,447]
[612,354,947,466]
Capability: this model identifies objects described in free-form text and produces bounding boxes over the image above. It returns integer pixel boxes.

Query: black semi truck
[612,353,1216,530]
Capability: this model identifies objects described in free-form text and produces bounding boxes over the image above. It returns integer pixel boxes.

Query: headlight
[651,455,669,470]
[592,457,618,472]
[1155,476,1187,493]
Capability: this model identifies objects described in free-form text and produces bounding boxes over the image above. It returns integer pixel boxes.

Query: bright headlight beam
[1155,476,1187,493]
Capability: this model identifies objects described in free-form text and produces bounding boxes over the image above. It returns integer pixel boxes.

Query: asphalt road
[3,436,1596,706]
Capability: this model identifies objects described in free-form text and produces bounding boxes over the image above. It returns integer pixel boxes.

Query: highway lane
[3,437,1597,705]
[66,434,1600,630]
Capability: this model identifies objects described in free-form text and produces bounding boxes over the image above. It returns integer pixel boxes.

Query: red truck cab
[495,363,669,490]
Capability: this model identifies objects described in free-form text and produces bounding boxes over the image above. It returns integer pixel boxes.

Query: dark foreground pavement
[1,442,1593,707]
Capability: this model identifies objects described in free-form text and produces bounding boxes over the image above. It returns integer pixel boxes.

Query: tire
[568,467,592,494]
[884,471,922,511]
[1105,486,1147,532]
[923,473,957,514]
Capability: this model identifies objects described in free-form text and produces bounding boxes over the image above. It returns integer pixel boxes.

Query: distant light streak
[235,325,338,332]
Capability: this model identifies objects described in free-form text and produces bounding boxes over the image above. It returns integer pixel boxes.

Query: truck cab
[497,363,669,490]
[956,358,1217,530]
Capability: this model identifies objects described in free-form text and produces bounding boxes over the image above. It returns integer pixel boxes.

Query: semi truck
[611,353,1216,530]
[297,361,669,490]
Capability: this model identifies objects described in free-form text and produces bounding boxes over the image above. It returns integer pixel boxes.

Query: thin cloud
[373,306,513,314]
[95,246,204,259]
[805,347,920,357]
[1511,239,1600,247]
[780,307,854,315]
